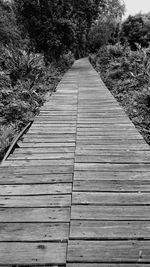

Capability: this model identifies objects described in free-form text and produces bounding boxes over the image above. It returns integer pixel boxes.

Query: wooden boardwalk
[1,58,150,265]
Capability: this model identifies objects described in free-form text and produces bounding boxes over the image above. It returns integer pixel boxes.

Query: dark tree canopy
[121,13,150,50]
[14,0,107,59]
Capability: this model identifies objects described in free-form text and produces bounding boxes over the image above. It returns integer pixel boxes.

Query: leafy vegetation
[2,0,150,160]
[90,43,150,144]
[121,13,150,50]
[88,0,125,52]
[0,0,75,160]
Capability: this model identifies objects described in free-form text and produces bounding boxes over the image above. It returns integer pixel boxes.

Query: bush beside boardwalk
[0,49,74,161]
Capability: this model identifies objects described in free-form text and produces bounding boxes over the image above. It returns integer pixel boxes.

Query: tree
[88,0,125,51]
[121,13,150,50]
[14,0,108,59]
[0,0,20,47]
[14,0,76,60]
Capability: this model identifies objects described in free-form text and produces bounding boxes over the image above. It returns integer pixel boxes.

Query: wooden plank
[4,159,74,166]
[19,142,75,147]
[9,152,74,160]
[0,166,73,175]
[77,135,142,139]
[72,192,150,205]
[76,155,150,163]
[14,147,75,153]
[0,174,73,184]
[0,222,69,241]
[0,183,72,195]
[0,242,66,264]
[76,145,150,150]
[0,195,71,207]
[22,138,76,143]
[28,127,76,130]
[67,240,150,263]
[67,264,150,267]
[73,180,150,192]
[74,171,150,180]
[0,207,70,222]
[70,221,150,239]
[75,163,150,172]
[78,119,130,123]
[76,150,150,156]
[77,139,145,144]
[71,205,150,220]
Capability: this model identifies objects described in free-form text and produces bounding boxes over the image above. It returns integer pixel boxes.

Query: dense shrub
[90,43,150,143]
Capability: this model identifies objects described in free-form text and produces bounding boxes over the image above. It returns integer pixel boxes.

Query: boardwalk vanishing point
[1,58,150,265]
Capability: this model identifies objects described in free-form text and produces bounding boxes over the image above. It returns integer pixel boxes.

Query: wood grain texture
[70,221,150,239]
[67,240,150,263]
[0,207,70,222]
[0,183,72,195]
[73,180,150,192]
[72,192,150,205]
[67,264,150,267]
[0,242,67,264]
[0,173,73,184]
[71,205,150,220]
[0,195,71,207]
[0,222,69,241]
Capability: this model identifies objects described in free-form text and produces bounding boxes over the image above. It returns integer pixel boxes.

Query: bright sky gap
[124,0,150,17]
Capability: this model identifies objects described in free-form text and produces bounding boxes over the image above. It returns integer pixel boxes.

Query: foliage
[14,0,111,60]
[88,0,125,52]
[88,18,121,52]
[0,0,21,47]
[0,47,73,160]
[90,43,150,143]
[121,13,150,50]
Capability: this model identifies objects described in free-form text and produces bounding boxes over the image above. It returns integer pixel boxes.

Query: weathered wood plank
[67,240,150,263]
[0,183,72,195]
[14,147,75,153]
[0,174,73,184]
[0,166,73,175]
[19,142,75,147]
[0,222,69,241]
[0,242,66,264]
[74,171,150,180]
[76,145,150,150]
[77,139,145,144]
[0,207,70,222]
[67,264,150,267]
[70,221,150,239]
[75,163,150,172]
[72,192,150,205]
[71,205,150,220]
[9,153,74,160]
[76,155,150,163]
[4,159,74,166]
[73,180,150,192]
[0,195,71,207]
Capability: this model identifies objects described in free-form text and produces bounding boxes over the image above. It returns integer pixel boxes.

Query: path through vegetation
[1,58,150,265]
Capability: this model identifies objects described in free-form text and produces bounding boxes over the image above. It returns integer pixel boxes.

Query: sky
[124,0,150,17]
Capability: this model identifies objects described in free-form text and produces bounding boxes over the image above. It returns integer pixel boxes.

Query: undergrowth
[90,43,150,144]
[0,47,74,161]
